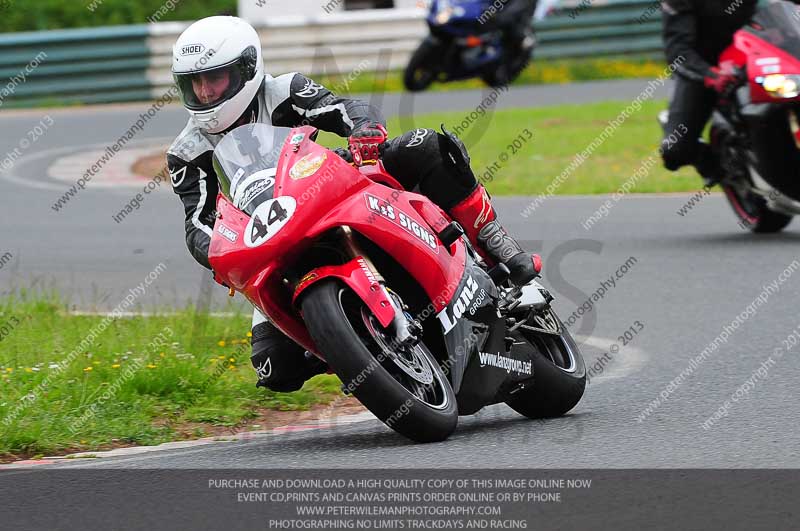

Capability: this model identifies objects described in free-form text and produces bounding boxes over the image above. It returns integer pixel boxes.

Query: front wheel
[404,38,443,92]
[301,280,458,442]
[722,184,793,233]
[504,310,586,419]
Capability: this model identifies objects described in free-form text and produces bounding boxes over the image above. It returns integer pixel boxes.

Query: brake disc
[362,309,434,385]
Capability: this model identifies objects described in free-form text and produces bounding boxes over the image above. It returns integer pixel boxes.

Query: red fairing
[316,185,467,311]
[722,30,800,104]
[208,126,466,358]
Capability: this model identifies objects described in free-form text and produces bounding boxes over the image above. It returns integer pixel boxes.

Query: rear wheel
[480,38,532,87]
[504,310,586,419]
[301,280,458,442]
[722,184,793,233]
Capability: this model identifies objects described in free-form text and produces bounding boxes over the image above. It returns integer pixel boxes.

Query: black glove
[333,147,354,164]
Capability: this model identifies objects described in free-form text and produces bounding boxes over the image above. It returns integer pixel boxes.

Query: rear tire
[722,184,793,233]
[504,312,586,419]
[301,280,458,442]
[480,42,532,87]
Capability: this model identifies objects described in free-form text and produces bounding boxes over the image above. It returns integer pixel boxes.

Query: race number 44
[245,197,297,247]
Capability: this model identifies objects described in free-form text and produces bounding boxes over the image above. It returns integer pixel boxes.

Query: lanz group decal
[478,352,532,375]
[364,193,439,253]
[437,275,486,334]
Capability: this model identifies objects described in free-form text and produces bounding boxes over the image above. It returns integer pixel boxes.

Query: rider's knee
[381,128,439,172]
[250,322,309,392]
[398,127,439,151]
[436,126,478,187]
[383,126,477,209]
[258,374,306,393]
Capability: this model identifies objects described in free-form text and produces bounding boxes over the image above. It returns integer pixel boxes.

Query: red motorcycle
[662,0,800,232]
[208,123,585,442]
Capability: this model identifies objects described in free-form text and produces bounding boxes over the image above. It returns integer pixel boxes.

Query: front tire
[404,38,443,92]
[301,280,458,442]
[722,184,793,233]
[504,311,586,419]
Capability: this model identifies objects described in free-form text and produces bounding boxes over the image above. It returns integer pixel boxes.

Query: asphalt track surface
[3,79,800,471]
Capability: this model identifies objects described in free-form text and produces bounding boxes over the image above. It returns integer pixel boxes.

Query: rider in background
[534,0,559,20]
[659,0,758,185]
[168,17,540,393]
[483,0,538,63]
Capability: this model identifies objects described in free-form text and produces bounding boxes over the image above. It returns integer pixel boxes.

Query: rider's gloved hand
[348,123,388,166]
[704,64,739,95]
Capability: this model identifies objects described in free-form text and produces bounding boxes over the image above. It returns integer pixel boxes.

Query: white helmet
[172,16,265,134]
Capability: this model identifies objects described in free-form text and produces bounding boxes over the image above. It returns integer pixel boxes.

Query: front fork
[339,226,420,346]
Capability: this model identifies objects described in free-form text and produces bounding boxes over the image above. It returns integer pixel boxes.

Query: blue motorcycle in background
[404,0,537,91]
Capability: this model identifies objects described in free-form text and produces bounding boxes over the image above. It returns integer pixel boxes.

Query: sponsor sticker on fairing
[363,193,439,253]
[436,275,486,334]
[299,271,318,284]
[216,223,238,243]
[357,258,378,284]
[289,153,326,180]
[478,352,532,375]
[232,169,276,210]
[293,271,319,298]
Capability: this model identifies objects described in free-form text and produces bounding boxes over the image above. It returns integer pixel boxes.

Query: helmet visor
[174,57,251,111]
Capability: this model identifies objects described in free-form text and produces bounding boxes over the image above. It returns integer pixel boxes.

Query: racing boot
[448,184,541,286]
[695,142,724,188]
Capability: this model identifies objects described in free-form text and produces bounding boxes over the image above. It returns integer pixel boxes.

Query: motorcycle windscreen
[746,1,800,57]
[212,123,292,216]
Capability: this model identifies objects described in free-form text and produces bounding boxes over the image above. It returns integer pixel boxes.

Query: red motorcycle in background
[661,0,800,232]
[207,123,585,442]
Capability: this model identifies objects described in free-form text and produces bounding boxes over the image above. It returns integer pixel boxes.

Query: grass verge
[135,97,702,196]
[316,55,668,95]
[135,98,701,196]
[314,98,700,196]
[0,293,343,462]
